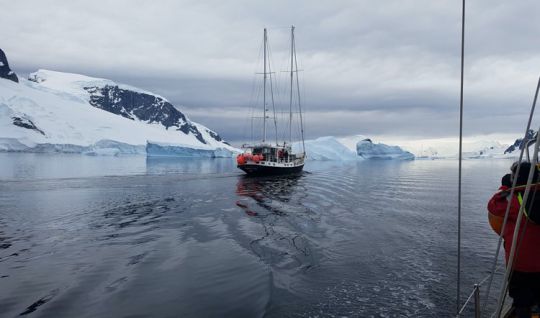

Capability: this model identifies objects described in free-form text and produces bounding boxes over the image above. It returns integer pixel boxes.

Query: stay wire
[457,0,465,314]
[265,35,279,146]
[246,38,265,144]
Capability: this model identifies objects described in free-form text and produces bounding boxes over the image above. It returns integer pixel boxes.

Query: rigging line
[293,29,306,154]
[268,37,286,144]
[289,26,294,144]
[495,126,540,318]
[248,39,265,145]
[266,33,279,146]
[482,76,540,316]
[500,182,540,192]
[457,0,465,314]
[298,61,307,148]
[478,263,505,287]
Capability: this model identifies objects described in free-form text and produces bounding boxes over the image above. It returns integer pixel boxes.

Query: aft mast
[289,26,294,144]
[263,28,267,143]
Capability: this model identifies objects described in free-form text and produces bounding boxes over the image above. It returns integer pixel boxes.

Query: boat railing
[256,154,303,164]
[456,264,505,318]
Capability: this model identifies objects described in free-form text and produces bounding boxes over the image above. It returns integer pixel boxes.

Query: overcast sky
[2,0,540,147]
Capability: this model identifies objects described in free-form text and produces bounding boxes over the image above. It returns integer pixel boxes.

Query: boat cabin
[243,144,298,163]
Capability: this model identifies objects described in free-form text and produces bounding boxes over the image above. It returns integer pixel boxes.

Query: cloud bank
[2,0,539,143]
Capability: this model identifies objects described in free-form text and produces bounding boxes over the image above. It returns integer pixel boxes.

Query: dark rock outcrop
[12,117,45,135]
[84,85,208,144]
[0,49,18,83]
[505,129,535,154]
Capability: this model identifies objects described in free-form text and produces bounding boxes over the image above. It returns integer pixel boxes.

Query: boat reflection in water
[235,174,305,216]
[145,157,236,175]
[234,173,319,273]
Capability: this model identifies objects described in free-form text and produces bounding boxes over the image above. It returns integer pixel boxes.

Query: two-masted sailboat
[237,26,306,175]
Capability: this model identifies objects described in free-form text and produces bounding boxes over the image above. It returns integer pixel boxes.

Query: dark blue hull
[238,164,304,176]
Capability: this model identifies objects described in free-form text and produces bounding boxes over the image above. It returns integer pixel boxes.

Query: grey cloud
[2,0,540,142]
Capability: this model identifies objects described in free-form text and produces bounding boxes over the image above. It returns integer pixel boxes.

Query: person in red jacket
[487,162,540,317]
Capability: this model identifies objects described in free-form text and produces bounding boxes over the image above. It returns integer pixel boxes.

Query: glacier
[146,141,234,158]
[0,50,237,157]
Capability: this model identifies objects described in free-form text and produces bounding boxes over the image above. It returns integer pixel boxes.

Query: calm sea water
[0,153,512,317]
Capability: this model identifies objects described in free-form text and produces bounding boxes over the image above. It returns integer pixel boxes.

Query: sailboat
[236,26,306,176]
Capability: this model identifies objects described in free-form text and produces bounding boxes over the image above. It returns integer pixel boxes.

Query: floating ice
[356,139,415,160]
[293,136,359,161]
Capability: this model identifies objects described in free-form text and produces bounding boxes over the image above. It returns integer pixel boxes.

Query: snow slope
[412,140,514,159]
[461,141,512,159]
[0,69,237,156]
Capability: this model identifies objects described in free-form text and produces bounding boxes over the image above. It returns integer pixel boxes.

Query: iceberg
[356,139,415,160]
[293,136,358,161]
[292,136,415,161]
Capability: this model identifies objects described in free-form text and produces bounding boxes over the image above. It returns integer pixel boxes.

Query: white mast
[263,28,267,143]
[289,26,294,144]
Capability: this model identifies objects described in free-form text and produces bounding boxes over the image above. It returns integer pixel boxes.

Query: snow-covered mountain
[414,140,515,159]
[0,50,236,157]
[504,129,534,155]
[460,141,511,159]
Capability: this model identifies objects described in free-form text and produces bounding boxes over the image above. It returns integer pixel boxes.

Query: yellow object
[517,192,532,221]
